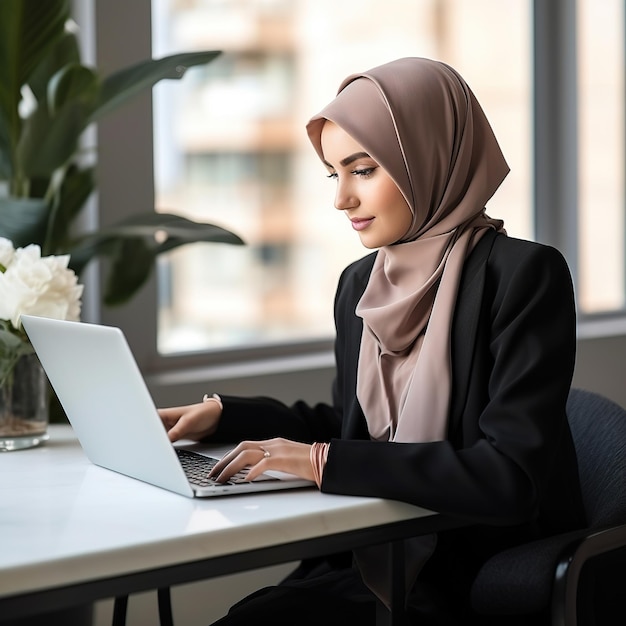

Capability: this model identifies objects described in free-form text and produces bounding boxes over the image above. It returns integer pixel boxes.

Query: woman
[158,57,585,625]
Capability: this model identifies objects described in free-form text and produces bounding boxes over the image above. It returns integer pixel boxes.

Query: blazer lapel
[448,230,497,435]
[340,254,375,440]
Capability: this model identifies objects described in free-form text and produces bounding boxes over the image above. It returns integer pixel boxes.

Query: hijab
[307,57,508,443]
[306,57,509,605]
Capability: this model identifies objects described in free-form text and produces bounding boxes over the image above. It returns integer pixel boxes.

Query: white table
[0,426,461,625]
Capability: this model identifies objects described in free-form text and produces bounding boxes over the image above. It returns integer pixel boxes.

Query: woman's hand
[158,401,222,442]
[209,438,315,483]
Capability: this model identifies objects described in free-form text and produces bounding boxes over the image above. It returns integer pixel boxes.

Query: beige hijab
[307,57,508,444]
[307,58,509,605]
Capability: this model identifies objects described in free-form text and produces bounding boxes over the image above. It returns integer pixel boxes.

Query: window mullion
[533,0,579,286]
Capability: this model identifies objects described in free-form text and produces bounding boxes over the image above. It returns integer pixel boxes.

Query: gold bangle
[309,441,330,489]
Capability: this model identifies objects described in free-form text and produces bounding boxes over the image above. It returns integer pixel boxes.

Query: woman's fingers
[157,406,183,427]
[208,442,267,481]
[208,439,315,483]
[157,402,221,442]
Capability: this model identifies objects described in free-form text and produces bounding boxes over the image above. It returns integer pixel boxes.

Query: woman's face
[320,120,412,248]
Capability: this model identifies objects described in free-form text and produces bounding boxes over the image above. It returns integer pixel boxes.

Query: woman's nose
[334,182,358,211]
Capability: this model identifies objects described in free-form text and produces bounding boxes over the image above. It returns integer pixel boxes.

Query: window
[577,0,625,314]
[151,0,532,355]
[91,0,626,372]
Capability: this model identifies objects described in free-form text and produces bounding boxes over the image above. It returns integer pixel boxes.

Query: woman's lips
[350,217,375,231]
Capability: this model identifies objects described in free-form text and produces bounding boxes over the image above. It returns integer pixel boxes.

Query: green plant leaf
[62,233,156,306]
[102,238,156,306]
[0,0,70,180]
[64,213,244,304]
[0,323,33,388]
[0,196,49,247]
[90,51,221,123]
[45,165,95,254]
[47,63,99,115]
[0,128,11,180]
[28,30,81,102]
[65,233,118,277]
[108,212,245,247]
[17,99,88,178]
[16,61,98,188]
[66,212,244,276]
[0,0,70,86]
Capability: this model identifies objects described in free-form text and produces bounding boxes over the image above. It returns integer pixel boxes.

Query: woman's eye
[352,167,375,178]
[326,171,338,180]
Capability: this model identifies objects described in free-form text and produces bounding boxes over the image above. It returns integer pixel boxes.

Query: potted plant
[0,237,84,450]
[0,0,246,457]
[0,0,244,308]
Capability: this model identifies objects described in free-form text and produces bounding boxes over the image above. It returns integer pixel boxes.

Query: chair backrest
[566,388,626,528]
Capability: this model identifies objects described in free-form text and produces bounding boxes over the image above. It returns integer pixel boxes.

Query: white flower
[0,237,15,270]
[0,242,83,330]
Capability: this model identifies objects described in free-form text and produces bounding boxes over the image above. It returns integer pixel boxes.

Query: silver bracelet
[202,393,223,410]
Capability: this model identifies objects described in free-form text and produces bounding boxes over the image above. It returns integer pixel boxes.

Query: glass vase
[0,352,49,451]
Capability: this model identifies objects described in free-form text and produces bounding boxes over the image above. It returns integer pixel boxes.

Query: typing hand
[158,400,222,443]
[208,438,315,483]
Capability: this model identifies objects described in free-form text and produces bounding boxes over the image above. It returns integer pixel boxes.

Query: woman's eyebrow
[323,152,372,169]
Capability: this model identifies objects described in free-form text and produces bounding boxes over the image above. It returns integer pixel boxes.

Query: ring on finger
[259,446,271,459]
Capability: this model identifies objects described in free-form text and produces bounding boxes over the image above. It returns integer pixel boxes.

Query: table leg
[112,596,128,626]
[157,588,174,626]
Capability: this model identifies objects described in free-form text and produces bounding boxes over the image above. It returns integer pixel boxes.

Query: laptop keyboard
[176,449,251,487]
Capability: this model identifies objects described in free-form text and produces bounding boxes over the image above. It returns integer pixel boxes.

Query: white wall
[574,333,626,408]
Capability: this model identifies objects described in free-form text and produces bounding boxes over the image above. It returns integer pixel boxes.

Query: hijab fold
[306,57,509,606]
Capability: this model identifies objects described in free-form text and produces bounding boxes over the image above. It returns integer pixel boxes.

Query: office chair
[470,387,626,625]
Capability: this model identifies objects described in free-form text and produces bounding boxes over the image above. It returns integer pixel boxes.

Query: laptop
[21,315,315,498]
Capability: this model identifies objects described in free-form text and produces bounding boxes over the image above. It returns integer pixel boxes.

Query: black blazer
[216,231,585,542]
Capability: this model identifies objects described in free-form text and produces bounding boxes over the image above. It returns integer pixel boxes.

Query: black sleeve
[209,395,342,444]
